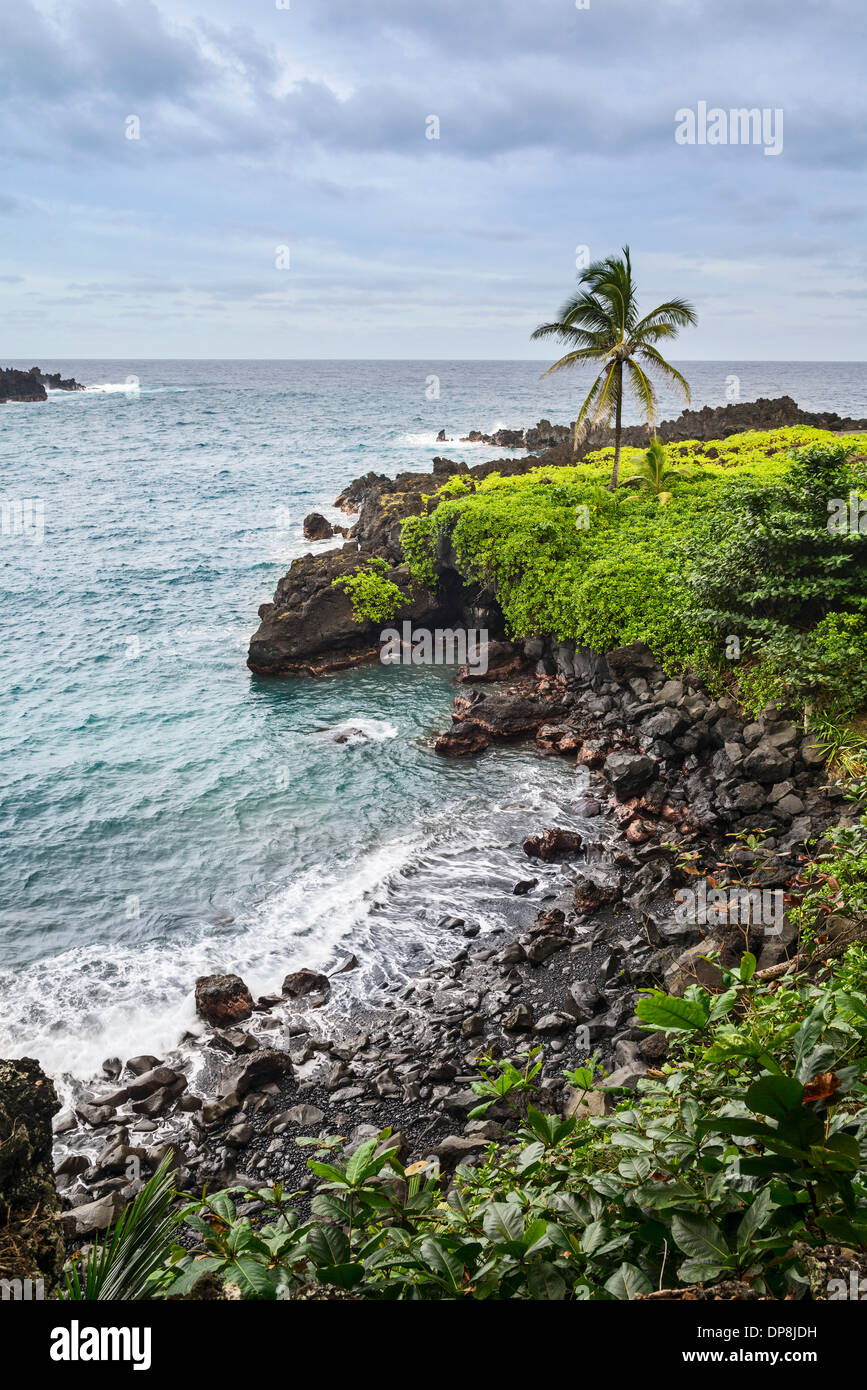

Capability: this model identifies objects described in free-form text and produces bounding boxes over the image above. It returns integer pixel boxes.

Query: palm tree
[623,438,686,503]
[531,246,697,489]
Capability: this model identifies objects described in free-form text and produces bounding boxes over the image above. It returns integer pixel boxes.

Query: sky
[1,0,865,359]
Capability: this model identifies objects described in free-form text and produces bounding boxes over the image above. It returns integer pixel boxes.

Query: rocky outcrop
[249,456,512,676]
[302,513,350,542]
[248,549,457,677]
[302,512,336,541]
[0,366,85,403]
[453,396,867,454]
[0,1059,64,1289]
[250,395,865,681]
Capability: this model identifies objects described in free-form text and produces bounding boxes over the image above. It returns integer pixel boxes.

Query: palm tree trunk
[608,361,623,490]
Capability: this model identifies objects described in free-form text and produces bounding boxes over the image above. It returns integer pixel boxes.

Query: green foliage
[136,944,867,1302]
[400,429,867,714]
[531,245,697,482]
[688,440,867,714]
[622,438,688,500]
[791,779,867,943]
[331,558,406,624]
[61,1154,180,1301]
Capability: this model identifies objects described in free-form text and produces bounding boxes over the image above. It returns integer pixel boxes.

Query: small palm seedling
[623,438,685,503]
[61,1153,179,1301]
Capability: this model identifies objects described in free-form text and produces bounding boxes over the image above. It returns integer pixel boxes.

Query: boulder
[603,752,657,797]
[220,1049,293,1099]
[434,721,491,757]
[742,739,793,784]
[572,871,620,916]
[302,512,335,541]
[62,1192,126,1238]
[195,974,254,1027]
[281,968,330,999]
[522,828,583,861]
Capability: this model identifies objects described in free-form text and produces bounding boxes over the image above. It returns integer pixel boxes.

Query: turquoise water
[1,359,864,1074]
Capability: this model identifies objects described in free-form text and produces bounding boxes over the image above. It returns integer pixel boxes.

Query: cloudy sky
[1,0,865,358]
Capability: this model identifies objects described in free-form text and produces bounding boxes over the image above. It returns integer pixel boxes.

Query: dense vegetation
[54,424,867,1302]
[400,427,867,723]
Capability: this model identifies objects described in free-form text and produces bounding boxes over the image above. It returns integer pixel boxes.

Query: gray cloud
[0,0,864,357]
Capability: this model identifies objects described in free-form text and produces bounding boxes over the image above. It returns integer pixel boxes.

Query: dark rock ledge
[0,366,85,403]
[446,394,867,453]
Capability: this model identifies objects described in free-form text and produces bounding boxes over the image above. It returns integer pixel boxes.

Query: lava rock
[522,828,584,861]
[195,974,254,1027]
[282,969,330,999]
[603,752,657,798]
[302,512,335,541]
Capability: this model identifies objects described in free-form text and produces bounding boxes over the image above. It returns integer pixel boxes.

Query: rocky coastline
[1,395,858,1289]
[442,394,867,453]
[0,365,85,403]
[248,394,867,679]
[5,637,846,1274]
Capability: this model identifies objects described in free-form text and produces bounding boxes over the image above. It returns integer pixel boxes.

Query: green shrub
[141,945,867,1302]
[331,559,406,624]
[399,430,867,714]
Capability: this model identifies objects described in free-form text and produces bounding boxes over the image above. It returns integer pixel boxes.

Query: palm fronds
[61,1153,179,1301]
[623,438,686,501]
[531,246,697,488]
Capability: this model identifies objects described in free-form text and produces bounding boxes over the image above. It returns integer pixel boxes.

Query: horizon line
[3,356,866,365]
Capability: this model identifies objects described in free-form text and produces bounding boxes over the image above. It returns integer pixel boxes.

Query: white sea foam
[315,718,399,745]
[79,383,187,394]
[0,755,587,1082]
[397,429,527,452]
[0,835,419,1080]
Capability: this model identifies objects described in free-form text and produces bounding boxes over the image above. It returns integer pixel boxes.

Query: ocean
[1,359,865,1077]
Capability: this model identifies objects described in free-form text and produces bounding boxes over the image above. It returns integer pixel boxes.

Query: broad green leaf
[483,1202,525,1244]
[709,988,739,1022]
[316,1263,365,1289]
[636,990,711,1033]
[516,1142,545,1173]
[736,1187,777,1249]
[527,1263,567,1300]
[604,1262,653,1300]
[746,1074,804,1120]
[419,1237,466,1288]
[677,1258,726,1284]
[306,1224,350,1267]
[671,1212,729,1263]
[345,1137,380,1185]
[306,1160,347,1184]
[580,1220,608,1255]
[225,1255,279,1299]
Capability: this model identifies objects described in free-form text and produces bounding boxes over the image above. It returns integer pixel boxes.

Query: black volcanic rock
[0,367,46,402]
[458,396,867,454]
[302,512,335,541]
[0,365,85,403]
